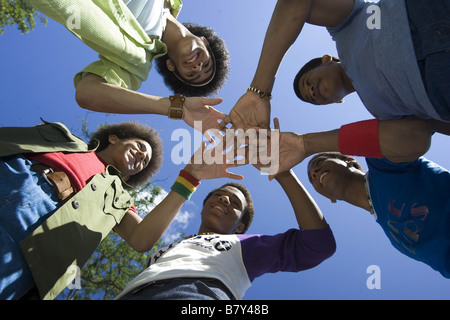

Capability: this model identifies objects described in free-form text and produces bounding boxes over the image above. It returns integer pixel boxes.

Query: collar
[364,173,377,219]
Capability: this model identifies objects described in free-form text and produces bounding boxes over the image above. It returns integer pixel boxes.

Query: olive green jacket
[0,120,133,300]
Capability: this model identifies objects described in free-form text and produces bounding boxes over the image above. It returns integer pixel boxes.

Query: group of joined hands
[182,90,309,182]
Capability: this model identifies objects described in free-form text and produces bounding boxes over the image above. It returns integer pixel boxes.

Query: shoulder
[325,0,370,33]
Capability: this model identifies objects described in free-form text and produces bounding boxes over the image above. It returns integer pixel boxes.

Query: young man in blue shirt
[269,116,450,278]
[223,0,450,131]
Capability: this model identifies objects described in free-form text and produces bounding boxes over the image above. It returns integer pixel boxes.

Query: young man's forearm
[302,129,340,158]
[75,74,170,115]
[302,118,433,163]
[275,170,327,230]
[251,0,311,93]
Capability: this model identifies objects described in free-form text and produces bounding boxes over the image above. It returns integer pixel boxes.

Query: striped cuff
[171,170,201,200]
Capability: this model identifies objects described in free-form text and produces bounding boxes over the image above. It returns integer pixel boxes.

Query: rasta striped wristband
[171,170,201,200]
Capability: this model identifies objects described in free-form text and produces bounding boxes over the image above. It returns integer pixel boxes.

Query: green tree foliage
[0,0,47,34]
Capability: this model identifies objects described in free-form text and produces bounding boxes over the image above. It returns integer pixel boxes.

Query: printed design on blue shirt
[148,235,233,266]
[386,199,429,255]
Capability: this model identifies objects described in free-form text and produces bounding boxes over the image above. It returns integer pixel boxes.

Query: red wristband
[338,119,383,158]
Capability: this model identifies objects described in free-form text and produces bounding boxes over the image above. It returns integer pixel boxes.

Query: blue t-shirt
[327,0,440,121]
[366,157,450,278]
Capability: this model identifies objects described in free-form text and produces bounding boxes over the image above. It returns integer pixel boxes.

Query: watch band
[168,94,185,119]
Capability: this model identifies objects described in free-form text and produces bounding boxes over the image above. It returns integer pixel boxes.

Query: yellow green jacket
[25,0,182,90]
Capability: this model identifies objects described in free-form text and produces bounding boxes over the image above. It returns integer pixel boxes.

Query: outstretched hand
[269,118,308,180]
[184,139,247,181]
[183,97,227,142]
[219,91,271,131]
[251,118,307,180]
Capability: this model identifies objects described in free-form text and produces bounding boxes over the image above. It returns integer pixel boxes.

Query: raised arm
[243,168,335,279]
[275,170,328,230]
[250,0,352,91]
[269,118,437,179]
[75,74,170,114]
[115,141,246,252]
[254,118,327,229]
[222,0,354,130]
[75,74,226,134]
[251,0,312,97]
[304,118,434,163]
[222,0,311,130]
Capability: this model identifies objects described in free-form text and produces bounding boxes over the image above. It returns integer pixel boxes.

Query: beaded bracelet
[171,170,201,200]
[247,87,272,100]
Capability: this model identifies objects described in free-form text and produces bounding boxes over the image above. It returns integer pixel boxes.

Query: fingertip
[204,131,214,144]
[212,97,223,105]
[219,117,230,128]
[226,171,244,180]
[273,118,280,130]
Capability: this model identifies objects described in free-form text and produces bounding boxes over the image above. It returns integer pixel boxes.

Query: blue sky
[2,0,450,299]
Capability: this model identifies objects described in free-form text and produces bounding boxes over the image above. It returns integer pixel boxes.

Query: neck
[339,65,355,95]
[161,14,187,48]
[186,231,217,239]
[197,226,216,235]
[341,173,372,213]
[95,149,130,182]
[95,149,112,166]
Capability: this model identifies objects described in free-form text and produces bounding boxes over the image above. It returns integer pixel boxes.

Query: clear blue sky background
[1,0,450,300]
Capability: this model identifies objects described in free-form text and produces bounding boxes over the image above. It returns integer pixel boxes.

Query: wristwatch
[168,94,185,119]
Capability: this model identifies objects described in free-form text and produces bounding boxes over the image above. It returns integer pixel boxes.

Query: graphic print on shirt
[149,235,233,266]
[387,199,430,255]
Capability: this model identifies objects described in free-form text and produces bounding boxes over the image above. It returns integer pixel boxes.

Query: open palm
[221,91,271,131]
[185,141,247,181]
[254,118,306,180]
[183,97,227,140]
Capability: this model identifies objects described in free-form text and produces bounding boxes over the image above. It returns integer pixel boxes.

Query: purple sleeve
[237,227,336,282]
